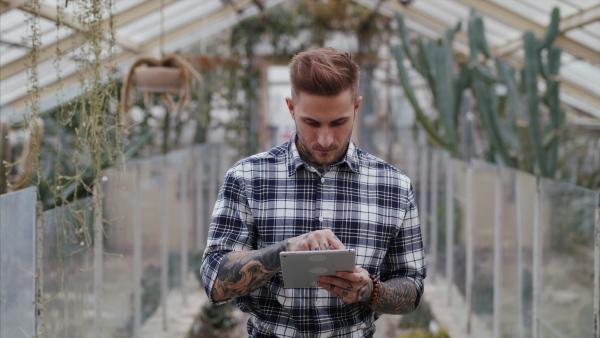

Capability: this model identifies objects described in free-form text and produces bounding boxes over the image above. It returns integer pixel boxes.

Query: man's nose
[318,128,334,148]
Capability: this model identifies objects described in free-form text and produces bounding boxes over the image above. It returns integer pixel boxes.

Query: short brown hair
[289,47,360,102]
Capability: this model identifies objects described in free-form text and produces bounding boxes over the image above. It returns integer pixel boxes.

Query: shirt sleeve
[380,181,427,307]
[200,167,255,305]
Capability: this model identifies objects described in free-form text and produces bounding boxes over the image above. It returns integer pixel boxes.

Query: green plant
[200,302,239,331]
[398,300,434,330]
[394,14,466,157]
[399,328,450,338]
[467,8,564,177]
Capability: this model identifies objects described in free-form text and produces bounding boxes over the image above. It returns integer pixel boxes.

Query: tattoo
[370,278,419,314]
[297,139,327,172]
[323,243,329,250]
[342,291,348,296]
[356,282,371,302]
[330,285,335,291]
[347,283,353,290]
[212,243,285,301]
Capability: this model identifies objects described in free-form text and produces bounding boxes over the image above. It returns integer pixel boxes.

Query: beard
[295,129,352,171]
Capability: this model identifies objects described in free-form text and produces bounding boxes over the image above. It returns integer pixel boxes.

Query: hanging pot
[132,66,184,94]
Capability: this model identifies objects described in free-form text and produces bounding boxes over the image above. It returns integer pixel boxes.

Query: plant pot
[133,66,184,94]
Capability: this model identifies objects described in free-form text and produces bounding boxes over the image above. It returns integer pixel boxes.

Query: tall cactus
[468,8,563,177]
[394,14,466,157]
[395,8,564,178]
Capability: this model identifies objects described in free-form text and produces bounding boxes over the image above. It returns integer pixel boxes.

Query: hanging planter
[132,66,184,94]
[121,53,203,126]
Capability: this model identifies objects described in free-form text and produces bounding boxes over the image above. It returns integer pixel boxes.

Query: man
[201,47,426,337]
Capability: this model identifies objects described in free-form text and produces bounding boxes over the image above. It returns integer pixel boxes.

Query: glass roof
[1,0,599,123]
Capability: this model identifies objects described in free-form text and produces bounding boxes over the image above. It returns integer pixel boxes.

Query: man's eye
[332,122,344,126]
[307,122,319,127]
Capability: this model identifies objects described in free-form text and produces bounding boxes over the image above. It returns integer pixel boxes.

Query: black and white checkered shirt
[201,135,426,337]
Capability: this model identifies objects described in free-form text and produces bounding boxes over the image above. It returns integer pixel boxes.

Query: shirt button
[321,178,325,183]
[319,216,323,222]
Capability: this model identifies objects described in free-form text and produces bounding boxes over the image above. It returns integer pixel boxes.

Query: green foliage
[399,328,450,338]
[199,302,239,331]
[394,15,464,156]
[398,300,434,330]
[395,8,568,181]
[141,265,161,323]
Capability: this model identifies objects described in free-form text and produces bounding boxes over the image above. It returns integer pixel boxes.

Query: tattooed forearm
[370,278,419,314]
[212,242,287,302]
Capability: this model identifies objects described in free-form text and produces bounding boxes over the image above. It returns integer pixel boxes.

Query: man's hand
[285,229,345,251]
[211,229,345,302]
[317,266,372,304]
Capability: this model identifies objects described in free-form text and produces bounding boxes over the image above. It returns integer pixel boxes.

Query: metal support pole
[133,163,142,337]
[180,156,188,306]
[93,183,104,338]
[515,172,524,338]
[465,163,474,334]
[209,146,217,223]
[430,150,439,281]
[161,171,169,331]
[419,134,429,246]
[35,202,44,337]
[594,207,599,338]
[407,142,417,185]
[464,110,475,335]
[196,148,206,251]
[493,166,503,338]
[445,153,454,306]
[532,179,543,338]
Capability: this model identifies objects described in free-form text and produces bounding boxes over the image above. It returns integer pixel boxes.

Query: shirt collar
[286,133,360,177]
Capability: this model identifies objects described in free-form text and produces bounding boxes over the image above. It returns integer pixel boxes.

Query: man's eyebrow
[301,116,350,124]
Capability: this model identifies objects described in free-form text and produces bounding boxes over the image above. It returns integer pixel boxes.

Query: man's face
[285,89,362,171]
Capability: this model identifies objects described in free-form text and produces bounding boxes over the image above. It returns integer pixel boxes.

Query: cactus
[394,14,465,156]
[467,8,564,177]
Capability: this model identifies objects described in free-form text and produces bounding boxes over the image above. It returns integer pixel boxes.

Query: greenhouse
[1,0,599,337]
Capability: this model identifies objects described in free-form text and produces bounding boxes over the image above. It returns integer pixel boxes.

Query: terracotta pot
[133,66,184,94]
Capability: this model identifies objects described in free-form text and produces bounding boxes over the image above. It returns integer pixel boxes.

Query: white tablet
[279,249,356,288]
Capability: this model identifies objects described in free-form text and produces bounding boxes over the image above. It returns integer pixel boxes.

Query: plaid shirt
[201,136,426,337]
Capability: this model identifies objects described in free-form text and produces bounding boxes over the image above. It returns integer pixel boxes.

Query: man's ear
[285,97,295,119]
[354,96,363,111]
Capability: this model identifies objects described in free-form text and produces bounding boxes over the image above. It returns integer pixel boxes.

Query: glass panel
[433,149,448,278]
[137,156,165,324]
[470,160,497,336]
[452,159,467,301]
[42,199,95,337]
[101,165,136,337]
[539,178,598,337]
[0,187,36,338]
[499,168,536,337]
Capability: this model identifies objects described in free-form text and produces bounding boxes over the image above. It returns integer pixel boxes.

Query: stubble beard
[295,130,352,172]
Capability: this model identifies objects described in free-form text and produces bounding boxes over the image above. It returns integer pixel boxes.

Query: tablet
[279,249,356,288]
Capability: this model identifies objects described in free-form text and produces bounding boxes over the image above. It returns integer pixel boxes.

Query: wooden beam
[495,3,600,57]
[0,0,28,14]
[355,0,471,57]
[456,0,600,64]
[359,0,600,117]
[560,3,600,32]
[0,0,180,81]
[4,0,252,111]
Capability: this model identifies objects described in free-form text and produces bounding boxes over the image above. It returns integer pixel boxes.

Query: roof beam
[559,3,600,32]
[355,0,471,55]
[495,3,600,57]
[0,0,180,81]
[3,0,252,111]
[456,0,600,64]
[0,0,28,14]
[358,0,600,117]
